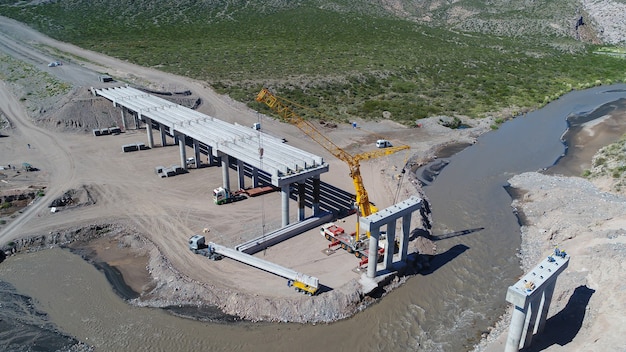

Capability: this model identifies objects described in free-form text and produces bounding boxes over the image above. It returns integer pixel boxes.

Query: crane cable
[393,148,412,204]
[257,112,268,256]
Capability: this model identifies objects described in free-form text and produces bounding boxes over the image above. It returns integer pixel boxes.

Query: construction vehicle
[321,222,389,259]
[189,234,319,295]
[213,187,247,205]
[376,139,393,148]
[189,234,222,260]
[256,88,410,244]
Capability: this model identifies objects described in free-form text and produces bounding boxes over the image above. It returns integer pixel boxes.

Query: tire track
[0,82,77,243]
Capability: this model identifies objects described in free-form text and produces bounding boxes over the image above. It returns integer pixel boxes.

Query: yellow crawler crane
[256,88,409,241]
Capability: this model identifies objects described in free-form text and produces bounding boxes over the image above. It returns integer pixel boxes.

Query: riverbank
[473,171,626,352]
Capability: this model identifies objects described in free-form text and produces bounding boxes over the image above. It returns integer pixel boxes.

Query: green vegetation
[0,53,72,100]
[584,134,626,191]
[0,202,12,209]
[594,47,626,59]
[0,1,624,124]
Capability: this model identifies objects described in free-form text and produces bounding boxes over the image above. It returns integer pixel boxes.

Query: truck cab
[213,187,228,204]
[189,234,206,250]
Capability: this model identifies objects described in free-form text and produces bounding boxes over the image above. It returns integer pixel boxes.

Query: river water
[1,84,626,352]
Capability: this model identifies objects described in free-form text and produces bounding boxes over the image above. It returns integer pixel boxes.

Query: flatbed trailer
[244,185,277,197]
[321,222,386,259]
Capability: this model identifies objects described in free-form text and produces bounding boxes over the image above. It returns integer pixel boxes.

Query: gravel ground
[473,171,626,351]
[582,0,626,45]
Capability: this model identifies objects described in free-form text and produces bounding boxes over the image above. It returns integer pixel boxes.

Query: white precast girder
[237,135,313,169]
[94,86,328,183]
[219,141,288,176]
[209,242,319,289]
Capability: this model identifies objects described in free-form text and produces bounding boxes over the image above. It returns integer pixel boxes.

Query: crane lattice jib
[256,88,353,165]
[352,146,410,218]
[256,88,409,240]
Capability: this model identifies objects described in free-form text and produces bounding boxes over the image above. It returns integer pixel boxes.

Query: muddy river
[1,84,626,351]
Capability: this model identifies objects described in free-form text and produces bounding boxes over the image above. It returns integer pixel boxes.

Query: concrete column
[134,112,140,129]
[298,182,306,221]
[178,133,187,170]
[145,117,154,149]
[120,108,127,130]
[400,214,411,261]
[367,227,380,278]
[281,185,290,227]
[160,124,167,146]
[535,280,556,334]
[505,252,569,352]
[208,146,214,166]
[384,222,396,270]
[193,140,201,168]
[312,176,320,215]
[252,167,259,188]
[220,153,230,190]
[237,159,245,190]
[506,304,528,352]
[522,295,542,348]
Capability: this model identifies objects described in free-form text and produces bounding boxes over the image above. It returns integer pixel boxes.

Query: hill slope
[0,0,623,124]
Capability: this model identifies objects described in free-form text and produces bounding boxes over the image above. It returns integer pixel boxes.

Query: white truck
[213,187,247,205]
[376,139,393,148]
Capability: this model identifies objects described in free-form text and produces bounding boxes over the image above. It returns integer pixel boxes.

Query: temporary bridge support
[359,196,423,278]
[504,250,569,351]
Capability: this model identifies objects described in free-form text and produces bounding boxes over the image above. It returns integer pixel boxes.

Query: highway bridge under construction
[93,85,329,228]
[91,85,425,294]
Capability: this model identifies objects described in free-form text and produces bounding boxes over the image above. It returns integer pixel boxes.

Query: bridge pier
[177,132,187,170]
[505,250,569,351]
[312,176,320,216]
[160,123,168,146]
[359,197,423,278]
[281,185,290,227]
[298,182,306,221]
[252,167,260,187]
[193,140,201,168]
[120,107,127,130]
[145,116,154,149]
[237,159,245,189]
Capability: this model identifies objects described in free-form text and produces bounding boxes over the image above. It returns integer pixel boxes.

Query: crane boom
[256,88,409,240]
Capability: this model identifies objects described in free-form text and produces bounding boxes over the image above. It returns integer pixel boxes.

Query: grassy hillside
[0,0,624,124]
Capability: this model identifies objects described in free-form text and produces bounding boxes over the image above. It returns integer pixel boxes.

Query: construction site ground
[0,16,487,322]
